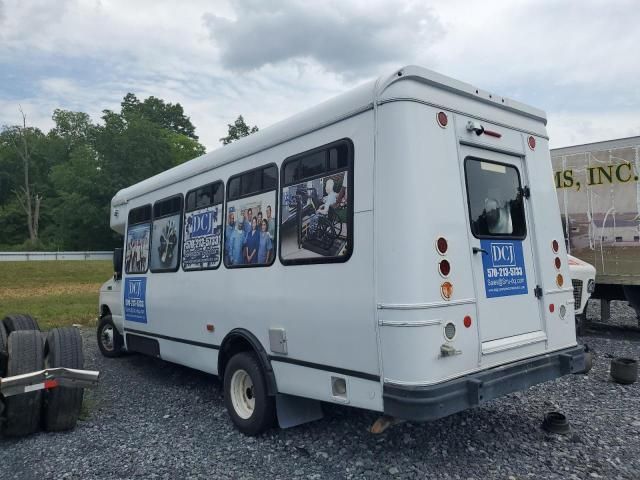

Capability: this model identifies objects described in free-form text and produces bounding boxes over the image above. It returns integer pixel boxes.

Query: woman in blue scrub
[258,219,273,264]
[244,217,260,264]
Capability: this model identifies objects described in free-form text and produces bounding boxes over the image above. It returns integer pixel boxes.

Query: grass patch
[0,261,112,330]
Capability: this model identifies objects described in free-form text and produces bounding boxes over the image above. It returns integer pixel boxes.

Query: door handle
[472,247,488,255]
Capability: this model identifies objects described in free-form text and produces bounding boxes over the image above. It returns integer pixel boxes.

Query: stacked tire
[0,314,85,437]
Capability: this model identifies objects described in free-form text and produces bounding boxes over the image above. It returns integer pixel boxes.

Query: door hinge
[534,285,543,298]
[519,186,531,198]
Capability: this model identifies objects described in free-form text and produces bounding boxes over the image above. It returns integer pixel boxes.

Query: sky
[0,0,638,151]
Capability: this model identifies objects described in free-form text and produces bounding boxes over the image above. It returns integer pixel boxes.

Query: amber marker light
[441,281,453,300]
[556,274,564,288]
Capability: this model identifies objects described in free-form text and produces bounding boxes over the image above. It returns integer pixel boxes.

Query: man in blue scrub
[230,218,245,265]
[225,210,236,264]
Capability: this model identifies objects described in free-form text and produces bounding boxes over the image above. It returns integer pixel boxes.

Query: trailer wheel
[223,352,276,435]
[2,313,40,333]
[0,321,8,377]
[42,327,85,432]
[3,331,44,437]
[97,315,123,358]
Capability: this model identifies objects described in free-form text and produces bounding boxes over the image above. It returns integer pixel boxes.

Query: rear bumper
[383,345,585,422]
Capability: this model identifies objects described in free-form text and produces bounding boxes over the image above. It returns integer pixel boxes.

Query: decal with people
[280,171,349,260]
[125,223,150,273]
[224,191,276,266]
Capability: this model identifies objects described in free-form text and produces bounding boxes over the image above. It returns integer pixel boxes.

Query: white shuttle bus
[98,66,586,435]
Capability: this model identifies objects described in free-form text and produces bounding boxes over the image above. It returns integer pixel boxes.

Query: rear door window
[465,158,526,239]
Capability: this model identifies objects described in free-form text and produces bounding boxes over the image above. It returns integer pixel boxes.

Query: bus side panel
[131,110,380,409]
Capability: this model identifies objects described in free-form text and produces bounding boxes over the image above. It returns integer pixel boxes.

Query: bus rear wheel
[223,352,276,435]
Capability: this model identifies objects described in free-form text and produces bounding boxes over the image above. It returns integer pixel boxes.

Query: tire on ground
[2,314,41,334]
[42,327,85,432]
[97,315,124,358]
[0,321,8,377]
[3,330,44,437]
[223,351,276,436]
[610,357,638,385]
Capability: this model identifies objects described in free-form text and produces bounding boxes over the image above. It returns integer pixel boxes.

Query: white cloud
[203,0,444,76]
[0,0,638,151]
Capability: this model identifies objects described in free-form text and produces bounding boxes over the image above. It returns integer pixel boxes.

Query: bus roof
[112,65,547,205]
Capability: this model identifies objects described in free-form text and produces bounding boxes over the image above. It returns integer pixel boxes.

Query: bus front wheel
[97,315,124,358]
[223,352,276,435]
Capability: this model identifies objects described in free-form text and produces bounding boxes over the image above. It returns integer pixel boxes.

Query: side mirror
[113,247,123,280]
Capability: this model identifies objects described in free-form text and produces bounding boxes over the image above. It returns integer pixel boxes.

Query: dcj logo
[128,279,143,298]
[191,212,212,237]
[491,243,515,267]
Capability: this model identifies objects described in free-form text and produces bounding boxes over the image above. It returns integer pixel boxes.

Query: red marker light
[439,259,451,277]
[436,237,448,255]
[437,111,448,128]
[463,316,472,328]
[483,129,502,138]
[549,304,555,313]
[552,239,559,253]
[528,136,536,150]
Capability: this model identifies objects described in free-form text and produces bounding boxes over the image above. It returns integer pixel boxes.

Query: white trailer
[98,65,585,434]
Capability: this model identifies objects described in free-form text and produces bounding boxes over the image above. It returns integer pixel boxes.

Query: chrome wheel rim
[101,325,114,352]
[230,369,255,419]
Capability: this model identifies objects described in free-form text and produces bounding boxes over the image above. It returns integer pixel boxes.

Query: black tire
[97,315,124,358]
[223,352,276,436]
[610,357,638,385]
[2,313,40,334]
[0,321,8,377]
[3,331,44,437]
[42,327,85,432]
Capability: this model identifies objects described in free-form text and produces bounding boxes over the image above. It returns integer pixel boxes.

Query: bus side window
[183,181,224,271]
[125,205,152,274]
[150,195,183,273]
[224,164,278,268]
[279,139,353,265]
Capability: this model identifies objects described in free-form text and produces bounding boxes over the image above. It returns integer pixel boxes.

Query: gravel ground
[587,299,640,329]
[1,327,639,480]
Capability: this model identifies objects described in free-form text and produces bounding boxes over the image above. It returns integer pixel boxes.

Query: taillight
[439,259,451,277]
[556,274,564,288]
[552,239,559,253]
[463,315,472,328]
[554,257,561,270]
[528,136,536,150]
[436,237,448,255]
[549,303,555,313]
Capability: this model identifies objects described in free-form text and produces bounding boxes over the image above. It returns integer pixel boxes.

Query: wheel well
[100,305,111,318]
[218,329,277,396]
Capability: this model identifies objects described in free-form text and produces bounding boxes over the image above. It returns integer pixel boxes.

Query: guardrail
[0,251,113,261]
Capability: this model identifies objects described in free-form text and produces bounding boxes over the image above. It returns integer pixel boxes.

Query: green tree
[121,93,199,140]
[220,115,259,145]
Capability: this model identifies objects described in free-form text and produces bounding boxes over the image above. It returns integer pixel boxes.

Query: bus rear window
[465,158,526,239]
